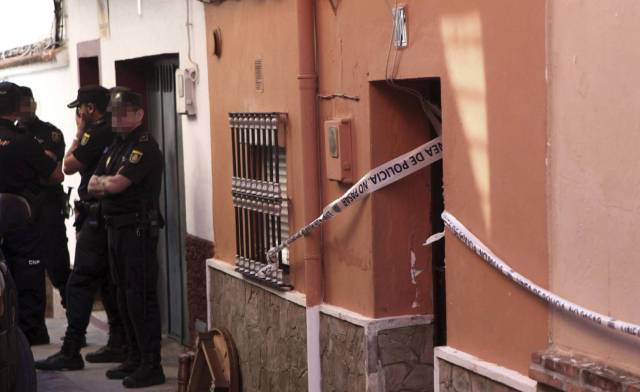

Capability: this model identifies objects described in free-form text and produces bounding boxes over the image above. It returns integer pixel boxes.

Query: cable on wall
[185,0,201,84]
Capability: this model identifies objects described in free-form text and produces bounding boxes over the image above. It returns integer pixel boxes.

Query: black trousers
[38,195,70,304]
[107,223,161,363]
[0,223,46,339]
[64,219,122,345]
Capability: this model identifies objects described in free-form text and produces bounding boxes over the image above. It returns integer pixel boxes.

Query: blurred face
[111,104,143,134]
[18,97,36,123]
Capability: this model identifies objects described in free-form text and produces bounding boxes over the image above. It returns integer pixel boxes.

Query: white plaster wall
[548,0,640,373]
[1,0,213,242]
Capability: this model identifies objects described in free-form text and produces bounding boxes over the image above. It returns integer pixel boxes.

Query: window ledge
[0,47,69,78]
[207,258,306,307]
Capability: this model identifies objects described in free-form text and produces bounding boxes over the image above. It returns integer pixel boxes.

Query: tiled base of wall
[207,260,435,392]
[185,234,214,345]
[435,347,537,392]
[438,360,519,392]
[209,267,308,392]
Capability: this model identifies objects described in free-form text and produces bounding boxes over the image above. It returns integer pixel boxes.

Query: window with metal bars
[230,113,291,290]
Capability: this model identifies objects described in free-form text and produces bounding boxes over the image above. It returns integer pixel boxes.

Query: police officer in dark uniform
[36,85,126,371]
[0,81,64,345]
[88,88,165,388]
[16,86,71,308]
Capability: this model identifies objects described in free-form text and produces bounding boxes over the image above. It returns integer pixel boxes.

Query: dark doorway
[115,54,187,343]
[77,40,101,86]
[78,57,99,86]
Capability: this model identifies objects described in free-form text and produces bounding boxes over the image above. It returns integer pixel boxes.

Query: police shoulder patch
[129,149,143,164]
[80,132,91,146]
[51,131,62,143]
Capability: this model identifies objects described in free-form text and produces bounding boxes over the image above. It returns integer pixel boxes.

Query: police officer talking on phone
[88,87,165,388]
[36,85,126,371]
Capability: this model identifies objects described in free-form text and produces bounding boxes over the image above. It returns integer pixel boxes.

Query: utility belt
[104,210,164,238]
[40,185,71,219]
[73,199,101,230]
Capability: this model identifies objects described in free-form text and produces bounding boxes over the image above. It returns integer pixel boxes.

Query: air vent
[255,58,264,92]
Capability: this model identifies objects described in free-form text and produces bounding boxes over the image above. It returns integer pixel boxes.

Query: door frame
[114,54,189,344]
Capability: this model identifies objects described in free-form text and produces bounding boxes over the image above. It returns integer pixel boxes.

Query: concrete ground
[32,312,184,392]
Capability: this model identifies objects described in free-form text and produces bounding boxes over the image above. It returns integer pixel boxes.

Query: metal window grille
[230,112,291,290]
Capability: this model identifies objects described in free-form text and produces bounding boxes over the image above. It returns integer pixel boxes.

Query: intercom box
[324,118,353,184]
[175,68,197,116]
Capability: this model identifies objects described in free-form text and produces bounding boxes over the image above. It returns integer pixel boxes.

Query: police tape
[262,136,443,269]
[441,211,640,338]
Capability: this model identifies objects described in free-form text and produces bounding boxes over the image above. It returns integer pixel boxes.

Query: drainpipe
[297,1,322,391]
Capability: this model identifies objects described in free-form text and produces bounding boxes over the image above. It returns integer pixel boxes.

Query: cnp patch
[51,131,62,143]
[129,149,143,164]
[80,132,91,146]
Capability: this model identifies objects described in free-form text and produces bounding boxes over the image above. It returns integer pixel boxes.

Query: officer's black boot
[85,330,127,363]
[34,339,84,371]
[105,351,141,380]
[122,354,165,389]
[60,334,87,347]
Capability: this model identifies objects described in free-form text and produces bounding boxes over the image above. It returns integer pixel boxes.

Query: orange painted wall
[315,1,550,371]
[548,0,640,374]
[437,2,549,374]
[206,0,549,372]
[204,1,308,291]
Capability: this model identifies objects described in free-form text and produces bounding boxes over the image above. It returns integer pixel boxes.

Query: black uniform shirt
[19,117,66,196]
[94,126,163,216]
[72,116,113,201]
[0,118,57,194]
[21,117,65,162]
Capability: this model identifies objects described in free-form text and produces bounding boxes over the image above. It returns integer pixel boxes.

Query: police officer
[88,87,165,388]
[0,81,64,345]
[36,85,126,371]
[16,86,71,309]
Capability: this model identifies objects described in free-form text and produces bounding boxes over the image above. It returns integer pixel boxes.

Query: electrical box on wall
[175,68,197,116]
[324,118,353,184]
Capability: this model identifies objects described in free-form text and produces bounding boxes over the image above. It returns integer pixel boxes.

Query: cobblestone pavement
[32,312,184,392]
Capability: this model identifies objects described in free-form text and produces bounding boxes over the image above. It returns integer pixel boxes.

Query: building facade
[202,1,640,391]
[0,0,213,345]
[3,1,640,391]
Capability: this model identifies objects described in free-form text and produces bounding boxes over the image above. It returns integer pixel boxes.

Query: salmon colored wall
[204,1,308,291]
[438,1,549,375]
[548,0,640,374]
[316,0,549,370]
[206,1,550,370]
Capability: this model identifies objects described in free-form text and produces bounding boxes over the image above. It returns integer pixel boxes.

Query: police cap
[67,85,110,110]
[109,87,143,111]
[0,81,21,115]
[18,86,33,99]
